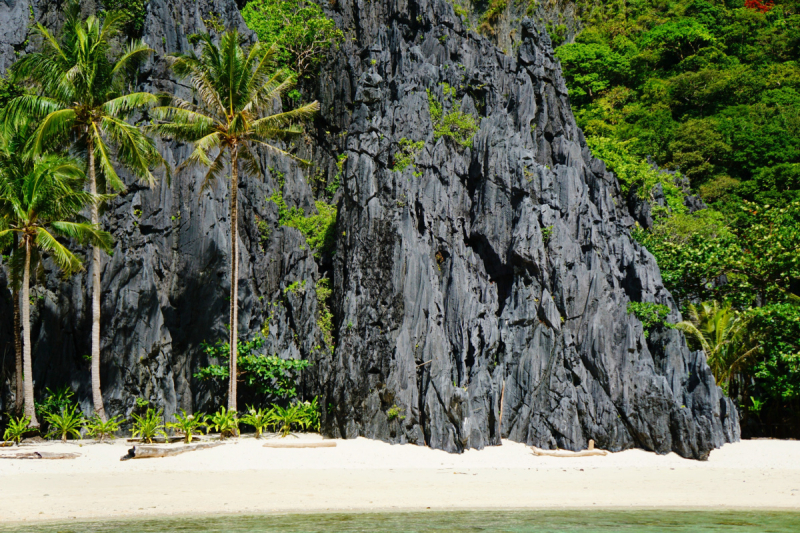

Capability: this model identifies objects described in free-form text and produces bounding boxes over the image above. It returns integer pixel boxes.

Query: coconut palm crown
[0,121,113,428]
[6,2,167,421]
[151,30,319,412]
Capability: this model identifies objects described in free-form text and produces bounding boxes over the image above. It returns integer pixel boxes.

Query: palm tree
[674,301,760,393]
[0,124,112,427]
[0,217,23,415]
[152,31,319,412]
[7,3,166,420]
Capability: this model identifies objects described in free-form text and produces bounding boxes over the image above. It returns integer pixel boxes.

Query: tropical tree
[0,123,112,427]
[674,301,761,393]
[152,31,319,412]
[7,3,166,420]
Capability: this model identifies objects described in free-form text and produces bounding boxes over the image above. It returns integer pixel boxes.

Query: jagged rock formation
[0,0,739,459]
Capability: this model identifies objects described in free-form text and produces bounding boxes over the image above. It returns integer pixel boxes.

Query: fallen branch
[121,441,222,460]
[263,441,337,449]
[0,451,80,460]
[530,446,608,458]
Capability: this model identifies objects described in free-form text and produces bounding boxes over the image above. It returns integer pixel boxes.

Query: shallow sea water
[2,510,800,533]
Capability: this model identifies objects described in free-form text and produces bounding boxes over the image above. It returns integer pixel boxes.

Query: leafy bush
[240,407,272,438]
[45,405,85,442]
[131,408,167,444]
[392,138,425,172]
[626,301,672,338]
[428,87,479,148]
[3,415,30,445]
[84,415,124,442]
[102,0,148,37]
[167,410,208,443]
[241,0,344,76]
[270,188,337,258]
[36,386,78,421]
[268,404,306,437]
[196,335,311,403]
[298,397,320,432]
[209,407,239,439]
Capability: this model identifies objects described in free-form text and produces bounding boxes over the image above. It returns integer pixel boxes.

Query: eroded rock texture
[0,0,738,459]
[312,0,738,458]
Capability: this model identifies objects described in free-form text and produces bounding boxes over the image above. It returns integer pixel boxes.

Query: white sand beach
[1,436,799,523]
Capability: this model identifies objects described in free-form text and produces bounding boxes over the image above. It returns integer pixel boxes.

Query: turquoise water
[2,510,800,532]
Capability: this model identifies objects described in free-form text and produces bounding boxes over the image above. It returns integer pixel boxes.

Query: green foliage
[84,415,124,442]
[45,404,85,442]
[130,408,167,444]
[167,410,208,443]
[585,137,686,213]
[674,301,760,393]
[268,403,307,437]
[299,397,321,432]
[428,87,479,148]
[541,225,554,244]
[387,404,405,421]
[240,0,344,76]
[102,0,149,37]
[3,415,30,445]
[392,138,425,172]
[240,406,272,438]
[626,301,672,338]
[35,386,78,420]
[209,407,240,438]
[316,278,334,350]
[270,188,337,258]
[195,335,311,402]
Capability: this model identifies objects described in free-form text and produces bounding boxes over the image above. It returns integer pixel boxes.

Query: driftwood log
[120,441,222,460]
[0,451,80,459]
[530,446,608,458]
[262,441,337,449]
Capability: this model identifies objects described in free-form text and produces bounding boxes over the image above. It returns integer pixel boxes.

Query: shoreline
[1,437,799,523]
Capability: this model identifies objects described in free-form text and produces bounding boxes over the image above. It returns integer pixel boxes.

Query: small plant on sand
[84,415,124,442]
[167,410,208,443]
[269,404,306,438]
[3,415,30,445]
[241,407,271,438]
[45,405,85,442]
[131,408,167,444]
[299,397,321,432]
[209,407,239,439]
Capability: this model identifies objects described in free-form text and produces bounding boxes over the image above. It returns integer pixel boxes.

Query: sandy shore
[1,435,799,523]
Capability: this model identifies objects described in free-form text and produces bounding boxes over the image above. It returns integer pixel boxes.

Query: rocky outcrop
[310,0,738,458]
[0,0,738,459]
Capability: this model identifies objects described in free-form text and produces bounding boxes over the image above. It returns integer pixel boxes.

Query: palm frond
[34,227,83,275]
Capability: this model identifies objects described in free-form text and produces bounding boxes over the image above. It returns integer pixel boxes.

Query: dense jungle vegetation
[554,0,800,436]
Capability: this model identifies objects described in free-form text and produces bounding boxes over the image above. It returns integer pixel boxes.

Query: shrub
[627,301,673,338]
[3,415,30,445]
[299,397,321,432]
[268,404,307,437]
[209,407,239,439]
[131,408,167,444]
[167,410,208,444]
[270,188,337,258]
[240,407,271,438]
[36,386,78,421]
[428,87,479,148]
[196,336,311,402]
[84,415,124,442]
[45,405,85,442]
[392,138,425,172]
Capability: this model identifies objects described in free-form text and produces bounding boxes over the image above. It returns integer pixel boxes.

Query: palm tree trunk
[228,144,239,413]
[13,284,23,416]
[88,137,106,421]
[21,237,38,427]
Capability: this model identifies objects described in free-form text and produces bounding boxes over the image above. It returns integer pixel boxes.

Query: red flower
[744,0,774,13]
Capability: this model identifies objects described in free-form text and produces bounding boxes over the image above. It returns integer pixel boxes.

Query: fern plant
[45,405,85,442]
[3,415,30,445]
[84,415,123,442]
[167,410,208,443]
[209,407,239,439]
[240,406,271,438]
[131,408,167,443]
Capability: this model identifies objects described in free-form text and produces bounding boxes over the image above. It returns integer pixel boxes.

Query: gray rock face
[0,0,739,459]
[311,0,738,458]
